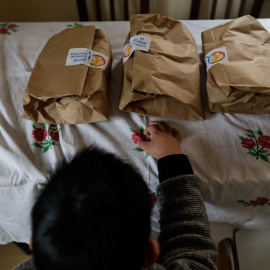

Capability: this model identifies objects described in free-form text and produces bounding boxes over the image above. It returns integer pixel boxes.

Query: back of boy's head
[32,147,152,270]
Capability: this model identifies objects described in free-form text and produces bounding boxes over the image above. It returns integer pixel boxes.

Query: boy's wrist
[157,154,194,183]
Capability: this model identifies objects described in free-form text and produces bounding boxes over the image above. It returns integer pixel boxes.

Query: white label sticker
[205,46,228,71]
[123,35,152,63]
[66,48,109,70]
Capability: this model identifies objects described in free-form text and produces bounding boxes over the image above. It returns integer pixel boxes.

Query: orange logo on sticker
[90,55,106,66]
[209,52,225,64]
[123,44,132,57]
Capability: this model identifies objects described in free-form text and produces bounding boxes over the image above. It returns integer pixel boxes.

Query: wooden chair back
[76,0,264,21]
[190,0,264,19]
[76,0,149,21]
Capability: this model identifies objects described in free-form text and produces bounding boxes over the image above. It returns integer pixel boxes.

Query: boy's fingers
[160,121,172,133]
[149,121,159,126]
[137,140,149,151]
[148,121,166,131]
[143,125,159,136]
[172,128,181,142]
[149,121,172,133]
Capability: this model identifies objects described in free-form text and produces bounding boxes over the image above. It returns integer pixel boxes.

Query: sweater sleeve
[156,157,218,269]
[12,258,36,270]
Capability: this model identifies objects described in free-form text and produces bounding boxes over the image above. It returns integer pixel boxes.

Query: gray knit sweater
[13,156,218,270]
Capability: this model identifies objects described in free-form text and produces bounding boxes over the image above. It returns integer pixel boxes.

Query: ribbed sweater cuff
[157,154,194,183]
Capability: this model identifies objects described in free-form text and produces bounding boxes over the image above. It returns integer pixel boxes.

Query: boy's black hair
[32,147,152,270]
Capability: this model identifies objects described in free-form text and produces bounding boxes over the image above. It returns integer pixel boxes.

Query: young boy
[13,121,217,270]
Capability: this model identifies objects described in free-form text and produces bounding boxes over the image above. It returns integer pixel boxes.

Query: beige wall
[0,0,270,22]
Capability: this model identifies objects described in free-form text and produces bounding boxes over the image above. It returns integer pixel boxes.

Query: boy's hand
[138,121,184,160]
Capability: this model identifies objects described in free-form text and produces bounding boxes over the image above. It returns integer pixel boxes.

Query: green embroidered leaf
[43,124,46,129]
[32,124,36,129]
[257,128,263,136]
[145,152,150,158]
[41,142,49,146]
[247,152,257,157]
[49,124,57,131]
[245,134,254,138]
[67,24,73,27]
[139,126,144,134]
[74,23,83,27]
[238,135,244,140]
[259,150,269,154]
[133,147,144,152]
[129,127,134,132]
[259,154,270,163]
[58,127,62,132]
[7,32,11,35]
[32,143,42,148]
[42,145,50,154]
[51,141,57,146]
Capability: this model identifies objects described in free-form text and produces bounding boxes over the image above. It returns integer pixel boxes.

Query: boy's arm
[138,122,218,270]
[156,155,217,269]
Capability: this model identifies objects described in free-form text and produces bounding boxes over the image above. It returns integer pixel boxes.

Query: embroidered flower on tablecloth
[66,22,84,29]
[150,193,158,209]
[0,23,19,35]
[38,181,48,186]
[31,123,62,154]
[32,127,48,142]
[49,130,59,141]
[238,129,270,163]
[129,126,150,158]
[238,197,270,207]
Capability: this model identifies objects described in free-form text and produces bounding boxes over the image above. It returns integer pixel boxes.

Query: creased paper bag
[202,15,270,114]
[22,26,111,124]
[119,14,204,120]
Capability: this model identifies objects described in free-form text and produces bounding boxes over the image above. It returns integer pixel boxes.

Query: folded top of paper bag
[23,26,111,124]
[202,15,270,114]
[119,14,205,121]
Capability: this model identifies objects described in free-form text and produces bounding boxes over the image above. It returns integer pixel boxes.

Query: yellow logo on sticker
[123,44,132,57]
[209,52,225,64]
[90,55,106,66]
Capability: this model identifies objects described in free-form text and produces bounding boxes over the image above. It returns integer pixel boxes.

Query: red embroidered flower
[251,197,269,206]
[32,128,47,142]
[258,136,270,149]
[150,193,157,205]
[251,200,258,206]
[0,28,8,34]
[241,138,256,148]
[257,197,269,204]
[8,24,16,29]
[49,130,59,141]
[132,131,148,144]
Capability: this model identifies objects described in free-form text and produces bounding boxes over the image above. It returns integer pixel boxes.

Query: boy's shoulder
[12,258,36,270]
[145,263,166,270]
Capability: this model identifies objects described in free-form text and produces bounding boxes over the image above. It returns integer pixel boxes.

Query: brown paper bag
[202,15,270,114]
[119,14,204,120]
[22,26,111,124]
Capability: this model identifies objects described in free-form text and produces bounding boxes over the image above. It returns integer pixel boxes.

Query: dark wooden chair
[76,0,264,21]
[76,0,149,21]
[190,0,264,19]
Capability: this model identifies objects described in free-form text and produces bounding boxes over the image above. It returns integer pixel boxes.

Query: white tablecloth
[1,19,270,245]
